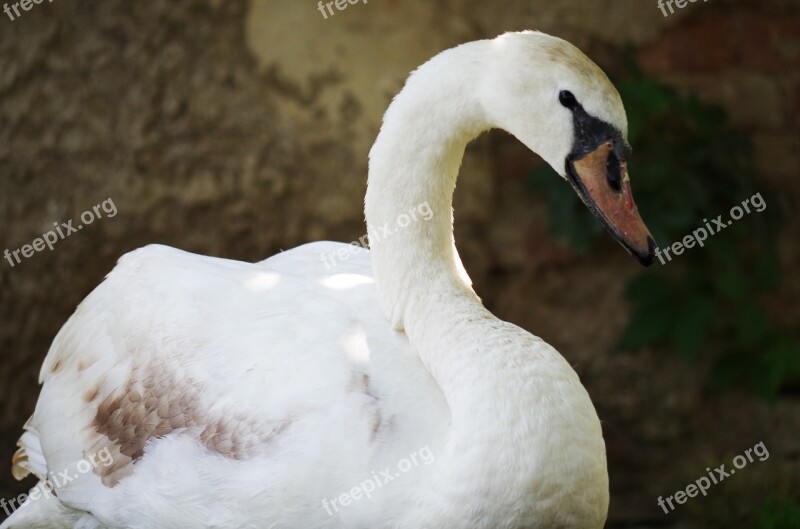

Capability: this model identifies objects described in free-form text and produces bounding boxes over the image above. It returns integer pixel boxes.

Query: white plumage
[2,30,640,528]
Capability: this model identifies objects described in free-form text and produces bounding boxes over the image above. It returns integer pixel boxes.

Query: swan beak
[566,140,656,266]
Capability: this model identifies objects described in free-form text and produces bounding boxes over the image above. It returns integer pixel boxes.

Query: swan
[3,30,654,529]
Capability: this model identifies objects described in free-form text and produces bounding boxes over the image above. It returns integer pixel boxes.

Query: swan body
[3,31,655,529]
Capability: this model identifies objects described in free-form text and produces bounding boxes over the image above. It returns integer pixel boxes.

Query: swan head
[480,31,656,266]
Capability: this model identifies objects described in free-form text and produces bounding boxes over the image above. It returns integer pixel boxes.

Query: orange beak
[567,140,656,266]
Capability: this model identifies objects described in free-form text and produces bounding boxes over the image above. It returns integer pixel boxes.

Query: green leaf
[620,302,672,350]
[620,274,676,350]
[624,274,672,308]
[671,296,715,358]
[756,250,781,289]
[756,495,800,529]
[712,257,748,302]
[735,301,768,349]
[712,353,749,390]
[750,336,800,400]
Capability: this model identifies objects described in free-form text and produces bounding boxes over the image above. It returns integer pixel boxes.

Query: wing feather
[10,242,448,526]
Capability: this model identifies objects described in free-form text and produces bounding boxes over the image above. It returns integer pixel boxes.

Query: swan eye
[559,90,578,109]
[606,151,622,193]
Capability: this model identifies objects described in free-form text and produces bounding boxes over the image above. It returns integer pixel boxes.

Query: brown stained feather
[10,448,27,466]
[370,412,382,436]
[11,416,36,481]
[348,372,386,441]
[89,366,294,487]
[51,359,63,374]
[349,372,380,401]
[84,385,101,403]
[11,448,30,481]
[78,359,96,372]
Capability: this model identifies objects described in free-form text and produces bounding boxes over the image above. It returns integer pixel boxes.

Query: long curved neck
[365,40,542,443]
[365,41,489,330]
[364,41,608,526]
[365,40,528,426]
[365,41,527,410]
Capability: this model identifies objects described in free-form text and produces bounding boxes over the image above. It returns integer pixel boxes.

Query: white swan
[3,31,654,529]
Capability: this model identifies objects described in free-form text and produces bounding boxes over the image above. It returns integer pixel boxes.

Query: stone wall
[0,0,797,526]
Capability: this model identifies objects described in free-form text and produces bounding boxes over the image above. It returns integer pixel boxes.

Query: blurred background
[0,0,798,527]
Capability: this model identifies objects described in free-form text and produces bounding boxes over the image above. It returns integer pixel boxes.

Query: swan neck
[364,41,489,330]
[363,35,610,526]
